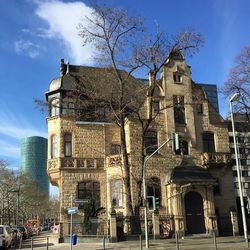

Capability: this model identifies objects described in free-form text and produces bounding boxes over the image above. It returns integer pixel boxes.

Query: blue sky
[0,0,249,190]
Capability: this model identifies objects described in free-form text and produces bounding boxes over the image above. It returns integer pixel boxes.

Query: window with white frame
[51,99,60,116]
[111,179,123,207]
[51,135,58,158]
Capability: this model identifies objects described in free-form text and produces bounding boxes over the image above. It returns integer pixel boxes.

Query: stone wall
[46,54,236,238]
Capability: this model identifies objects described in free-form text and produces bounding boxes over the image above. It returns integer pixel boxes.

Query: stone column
[109,211,117,242]
[174,191,185,237]
[206,187,218,236]
[230,211,239,236]
[152,212,160,239]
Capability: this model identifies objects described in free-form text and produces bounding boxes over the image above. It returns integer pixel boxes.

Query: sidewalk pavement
[34,234,250,250]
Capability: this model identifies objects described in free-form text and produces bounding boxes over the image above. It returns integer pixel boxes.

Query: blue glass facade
[20,136,49,195]
[197,83,219,112]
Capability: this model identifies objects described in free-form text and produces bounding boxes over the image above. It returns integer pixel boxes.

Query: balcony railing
[106,155,123,167]
[47,157,105,170]
[47,158,59,171]
[201,152,231,167]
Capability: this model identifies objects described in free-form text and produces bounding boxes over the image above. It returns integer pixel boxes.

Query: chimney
[60,59,65,76]
[66,61,70,74]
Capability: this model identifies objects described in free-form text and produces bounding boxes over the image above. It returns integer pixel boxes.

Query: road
[15,232,250,250]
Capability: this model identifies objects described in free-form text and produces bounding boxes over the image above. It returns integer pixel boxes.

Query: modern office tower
[197,83,219,112]
[227,114,250,206]
[20,136,49,196]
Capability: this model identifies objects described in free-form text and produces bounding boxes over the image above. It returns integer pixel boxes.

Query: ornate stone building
[46,52,236,240]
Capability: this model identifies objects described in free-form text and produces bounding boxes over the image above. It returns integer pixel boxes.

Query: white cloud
[0,110,47,140]
[0,139,20,159]
[14,40,41,59]
[0,109,47,161]
[35,0,96,65]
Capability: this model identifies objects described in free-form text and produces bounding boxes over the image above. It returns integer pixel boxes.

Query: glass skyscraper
[197,83,219,112]
[20,136,49,195]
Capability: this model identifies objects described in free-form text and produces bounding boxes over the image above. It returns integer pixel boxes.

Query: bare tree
[76,2,204,232]
[223,45,250,122]
[0,161,59,226]
[78,3,146,228]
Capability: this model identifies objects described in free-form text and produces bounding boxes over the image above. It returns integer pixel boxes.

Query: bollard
[47,236,49,250]
[139,235,143,250]
[102,236,105,250]
[246,236,249,249]
[31,237,33,250]
[212,231,217,250]
[19,237,22,250]
[175,231,180,250]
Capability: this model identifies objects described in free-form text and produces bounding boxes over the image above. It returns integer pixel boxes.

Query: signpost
[68,195,78,250]
[67,197,90,250]
[67,207,77,215]
[75,199,90,206]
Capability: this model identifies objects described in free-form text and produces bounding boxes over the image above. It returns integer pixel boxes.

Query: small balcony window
[173,73,182,83]
[111,144,121,155]
[64,133,72,157]
[51,99,60,116]
[202,132,215,153]
[51,135,58,158]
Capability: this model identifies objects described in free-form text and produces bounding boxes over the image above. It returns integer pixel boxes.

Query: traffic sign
[67,207,78,214]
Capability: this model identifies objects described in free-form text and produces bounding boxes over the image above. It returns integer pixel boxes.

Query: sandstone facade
[46,54,236,239]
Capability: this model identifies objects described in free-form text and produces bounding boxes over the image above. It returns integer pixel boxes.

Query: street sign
[75,199,89,204]
[67,207,78,214]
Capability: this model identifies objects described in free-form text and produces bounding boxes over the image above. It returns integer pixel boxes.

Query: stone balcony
[106,155,123,167]
[201,152,231,168]
[48,157,105,171]
[47,157,105,186]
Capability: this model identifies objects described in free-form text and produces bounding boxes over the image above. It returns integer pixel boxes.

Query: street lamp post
[230,93,248,246]
[143,137,172,248]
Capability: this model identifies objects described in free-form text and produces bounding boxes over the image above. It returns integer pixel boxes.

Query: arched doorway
[184,191,205,234]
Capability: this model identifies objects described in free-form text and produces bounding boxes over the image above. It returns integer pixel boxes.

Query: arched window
[51,99,60,116]
[64,133,72,157]
[203,132,215,153]
[78,181,100,209]
[147,177,161,209]
[51,135,58,158]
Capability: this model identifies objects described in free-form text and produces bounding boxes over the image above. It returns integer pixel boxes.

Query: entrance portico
[165,160,218,236]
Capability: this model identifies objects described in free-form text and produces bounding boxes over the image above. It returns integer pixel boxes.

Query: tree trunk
[120,118,134,233]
